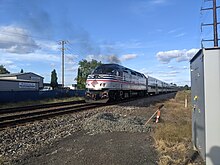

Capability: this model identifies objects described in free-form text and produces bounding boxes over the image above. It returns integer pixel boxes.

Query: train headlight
[103,83,106,87]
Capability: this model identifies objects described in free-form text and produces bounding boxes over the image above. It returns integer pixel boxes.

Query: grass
[0,97,84,109]
[152,90,199,165]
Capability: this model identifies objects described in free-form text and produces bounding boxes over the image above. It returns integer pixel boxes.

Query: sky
[0,0,218,86]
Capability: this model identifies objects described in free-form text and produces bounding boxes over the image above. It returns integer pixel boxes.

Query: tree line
[0,59,102,90]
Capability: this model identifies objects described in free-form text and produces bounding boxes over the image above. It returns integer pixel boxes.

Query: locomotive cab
[85,64,148,103]
[85,64,123,103]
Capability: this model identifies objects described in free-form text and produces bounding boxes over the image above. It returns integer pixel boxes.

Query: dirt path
[16,131,158,165]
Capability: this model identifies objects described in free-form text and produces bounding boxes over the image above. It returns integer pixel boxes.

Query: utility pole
[59,40,67,87]
[201,0,219,47]
[213,0,218,47]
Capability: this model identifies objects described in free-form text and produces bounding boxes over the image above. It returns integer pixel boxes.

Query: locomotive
[85,64,177,103]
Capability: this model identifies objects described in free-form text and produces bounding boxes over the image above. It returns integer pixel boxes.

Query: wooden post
[185,94,188,108]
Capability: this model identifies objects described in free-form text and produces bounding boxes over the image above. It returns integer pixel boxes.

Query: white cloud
[156,48,199,63]
[100,40,144,49]
[128,66,190,86]
[121,54,138,61]
[131,0,167,15]
[0,25,39,54]
[183,66,189,69]
[139,68,153,76]
[65,66,78,72]
[64,54,78,73]
[0,59,14,66]
[0,59,18,71]
[151,0,166,4]
[167,65,189,70]
[65,54,78,64]
[1,51,60,62]
[39,41,59,51]
[174,33,186,38]
[168,28,183,34]
[157,70,180,77]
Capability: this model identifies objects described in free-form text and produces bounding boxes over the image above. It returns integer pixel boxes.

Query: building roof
[0,78,39,83]
[190,47,220,63]
[0,72,44,78]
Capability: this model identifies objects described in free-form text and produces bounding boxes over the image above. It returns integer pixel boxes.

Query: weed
[153,90,196,165]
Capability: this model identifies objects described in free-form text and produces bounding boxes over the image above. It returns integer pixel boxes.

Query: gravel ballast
[83,112,152,134]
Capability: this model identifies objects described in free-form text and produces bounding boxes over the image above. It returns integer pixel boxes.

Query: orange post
[144,104,164,126]
[155,110,161,123]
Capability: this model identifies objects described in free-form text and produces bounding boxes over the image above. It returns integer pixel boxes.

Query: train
[85,64,177,103]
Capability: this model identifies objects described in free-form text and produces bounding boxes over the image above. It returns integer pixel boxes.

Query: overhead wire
[66,45,82,56]
[0,25,93,59]
[66,41,85,55]
[0,40,40,48]
[0,29,57,42]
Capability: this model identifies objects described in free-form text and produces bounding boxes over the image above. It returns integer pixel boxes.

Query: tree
[0,65,10,74]
[50,69,58,89]
[184,84,190,90]
[20,69,24,73]
[76,59,102,89]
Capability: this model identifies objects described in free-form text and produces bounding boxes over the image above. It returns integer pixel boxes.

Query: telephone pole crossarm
[201,0,219,47]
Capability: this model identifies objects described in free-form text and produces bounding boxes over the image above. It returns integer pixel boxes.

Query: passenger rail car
[85,64,177,103]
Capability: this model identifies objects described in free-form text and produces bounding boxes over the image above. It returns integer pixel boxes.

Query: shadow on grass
[183,151,200,165]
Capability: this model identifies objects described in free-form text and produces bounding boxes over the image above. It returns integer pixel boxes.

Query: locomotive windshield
[92,65,120,75]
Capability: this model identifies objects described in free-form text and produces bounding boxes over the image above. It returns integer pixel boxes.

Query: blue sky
[0,0,216,86]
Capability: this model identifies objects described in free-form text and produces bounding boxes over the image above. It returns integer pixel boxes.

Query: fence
[0,89,86,103]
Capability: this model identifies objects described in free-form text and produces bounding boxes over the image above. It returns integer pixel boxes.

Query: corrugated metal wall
[0,80,39,91]
[0,90,85,103]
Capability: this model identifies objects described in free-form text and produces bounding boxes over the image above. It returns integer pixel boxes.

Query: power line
[0,30,56,42]
[66,41,85,55]
[0,27,92,53]
[66,46,82,56]
[0,40,39,48]
[0,30,60,52]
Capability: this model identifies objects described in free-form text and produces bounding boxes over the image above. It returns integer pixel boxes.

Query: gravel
[83,112,152,134]
[0,114,86,164]
[0,93,176,164]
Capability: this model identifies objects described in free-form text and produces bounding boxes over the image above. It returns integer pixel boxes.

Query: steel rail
[0,103,102,129]
[0,100,85,114]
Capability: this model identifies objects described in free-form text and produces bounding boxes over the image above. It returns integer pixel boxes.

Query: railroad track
[0,97,139,129]
[0,100,104,129]
[0,100,85,114]
[0,93,177,129]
